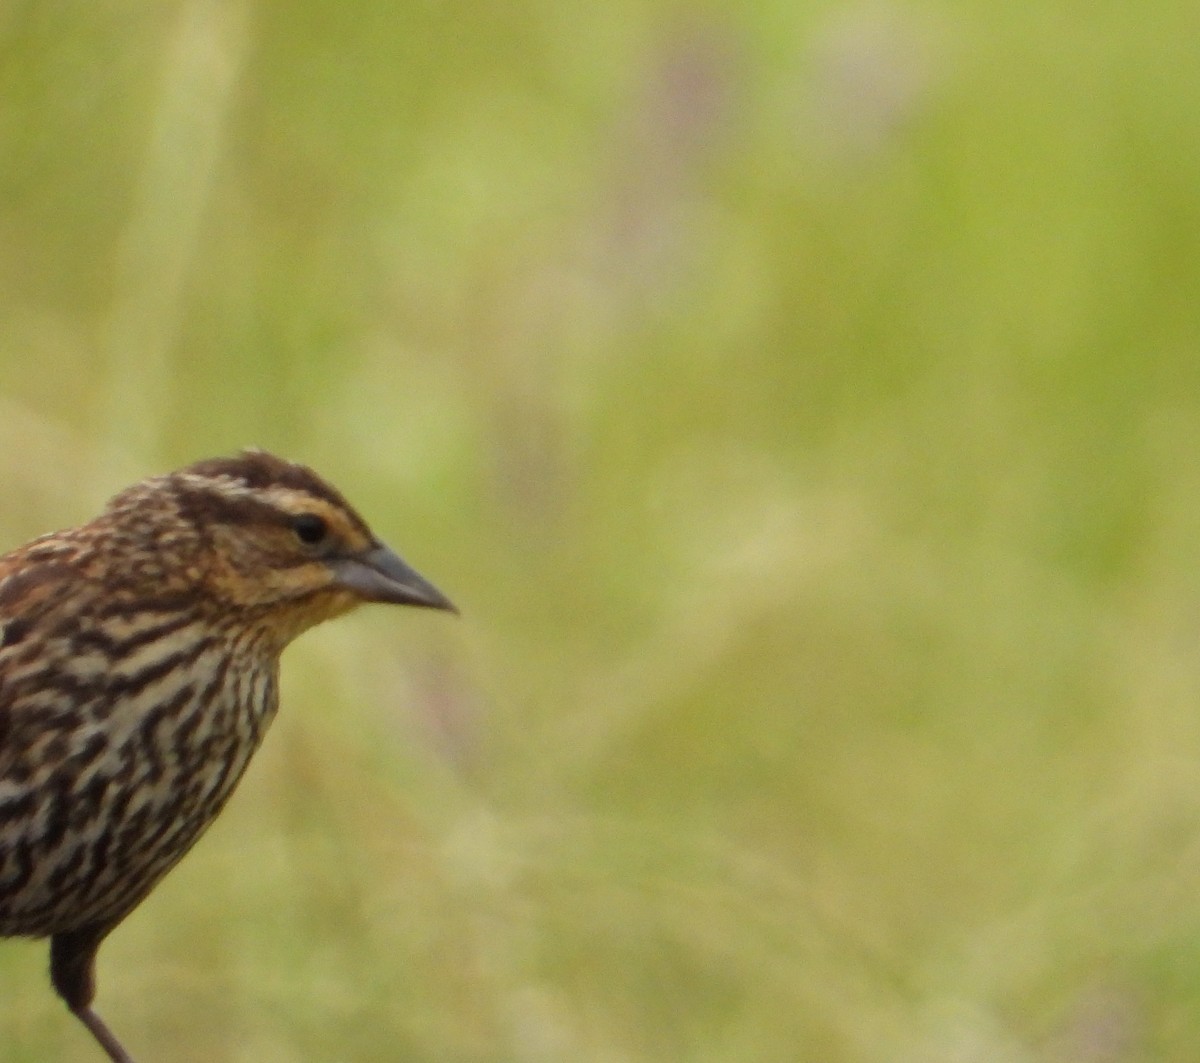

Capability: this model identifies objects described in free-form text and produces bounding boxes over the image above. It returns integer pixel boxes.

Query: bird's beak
[332,544,457,612]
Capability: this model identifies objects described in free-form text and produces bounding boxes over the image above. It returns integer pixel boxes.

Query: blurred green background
[2,1,1200,1060]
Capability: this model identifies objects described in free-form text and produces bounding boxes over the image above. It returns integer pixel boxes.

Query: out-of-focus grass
[4,1,1200,1060]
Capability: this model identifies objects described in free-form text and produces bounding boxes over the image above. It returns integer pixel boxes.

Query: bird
[0,450,455,1062]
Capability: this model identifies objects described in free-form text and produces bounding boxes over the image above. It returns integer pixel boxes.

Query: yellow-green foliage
[2,2,1199,1060]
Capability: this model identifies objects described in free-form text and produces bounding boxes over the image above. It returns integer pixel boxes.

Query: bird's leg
[50,926,136,1063]
[73,1005,135,1063]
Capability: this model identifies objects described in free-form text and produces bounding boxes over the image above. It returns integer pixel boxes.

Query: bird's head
[98,450,455,645]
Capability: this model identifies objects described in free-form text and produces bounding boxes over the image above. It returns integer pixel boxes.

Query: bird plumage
[0,450,453,1062]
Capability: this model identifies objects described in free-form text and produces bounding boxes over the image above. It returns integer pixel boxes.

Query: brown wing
[0,546,88,773]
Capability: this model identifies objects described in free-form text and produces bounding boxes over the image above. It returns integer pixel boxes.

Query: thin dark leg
[50,926,136,1063]
[73,1006,135,1063]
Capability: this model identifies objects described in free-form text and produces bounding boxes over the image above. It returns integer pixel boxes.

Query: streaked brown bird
[0,451,455,1062]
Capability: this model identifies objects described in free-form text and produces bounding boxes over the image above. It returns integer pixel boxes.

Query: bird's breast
[0,627,279,937]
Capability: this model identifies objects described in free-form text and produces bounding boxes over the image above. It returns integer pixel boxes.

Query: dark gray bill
[333,544,456,612]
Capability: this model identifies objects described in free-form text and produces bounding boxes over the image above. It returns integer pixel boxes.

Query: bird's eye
[291,513,328,545]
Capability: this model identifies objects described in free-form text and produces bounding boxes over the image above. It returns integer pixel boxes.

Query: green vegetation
[3,1,1200,1059]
